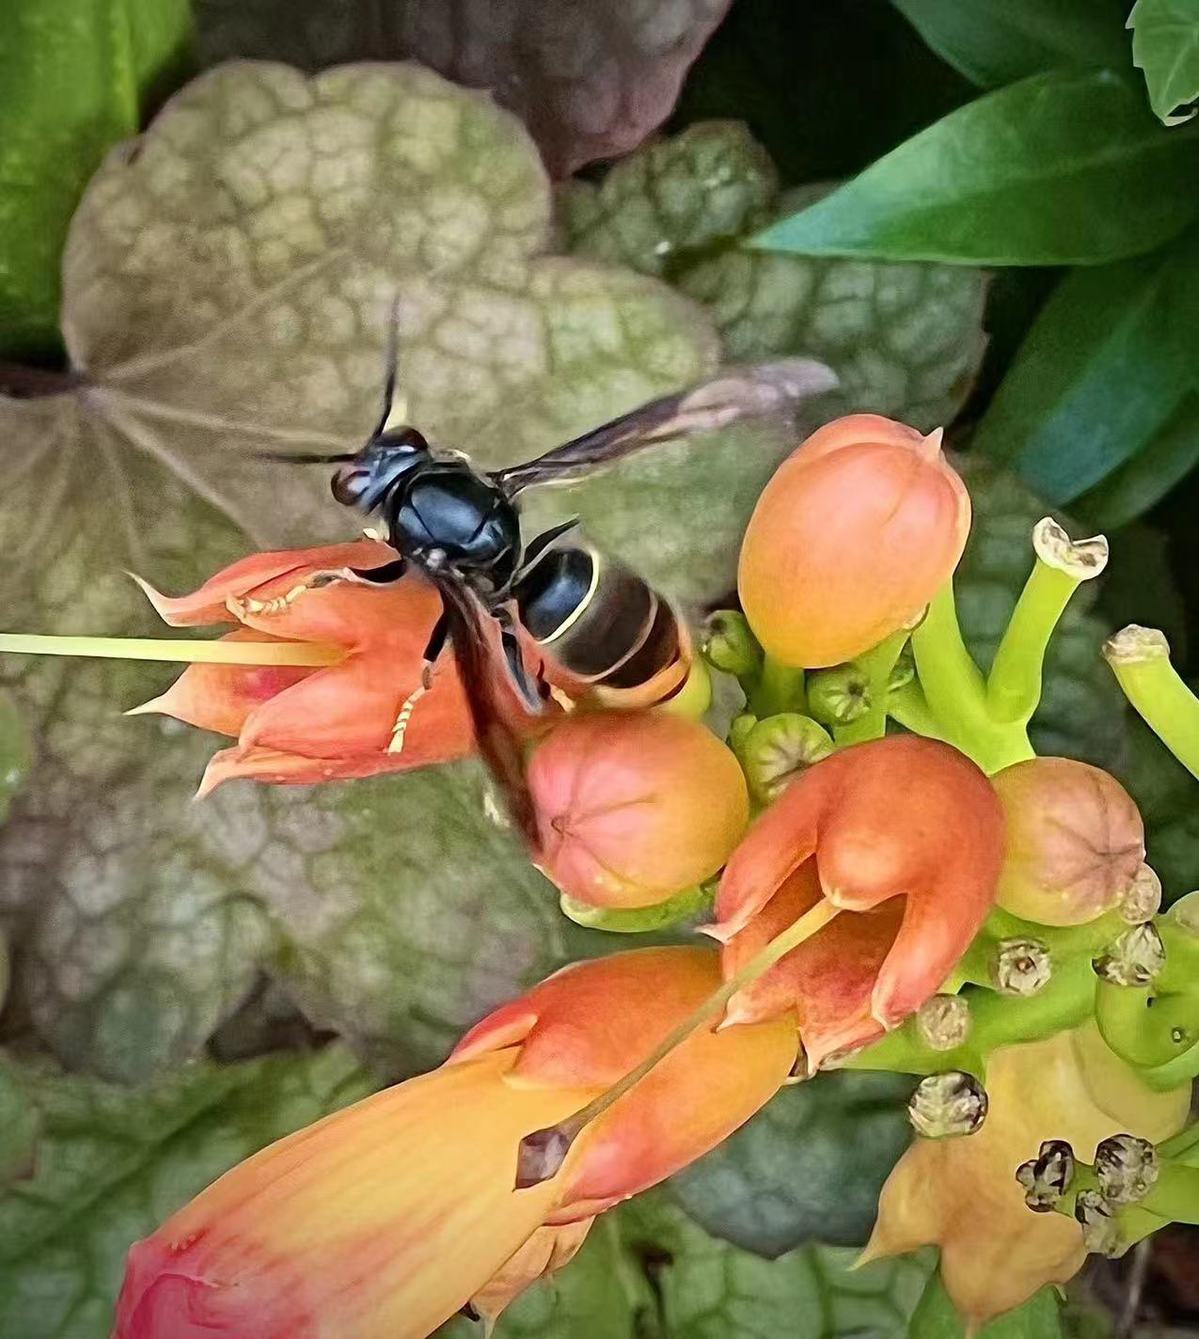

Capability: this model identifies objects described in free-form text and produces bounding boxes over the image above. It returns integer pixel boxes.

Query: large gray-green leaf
[0,0,193,357]
[194,0,732,176]
[561,122,988,432]
[954,456,1127,769]
[0,1045,375,1339]
[1130,0,1199,125]
[974,229,1199,505]
[752,70,1199,265]
[907,1273,1063,1339]
[0,61,721,1080]
[668,1071,913,1255]
[890,0,1130,89]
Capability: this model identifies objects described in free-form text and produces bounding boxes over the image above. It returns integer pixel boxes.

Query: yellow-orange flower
[864,1024,1190,1328]
[527,711,749,908]
[709,735,1003,1067]
[738,414,970,667]
[992,757,1145,925]
[114,947,795,1339]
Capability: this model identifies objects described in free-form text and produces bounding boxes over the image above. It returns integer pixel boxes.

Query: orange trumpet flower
[128,542,541,795]
[113,947,796,1339]
[708,735,1004,1068]
[738,414,970,667]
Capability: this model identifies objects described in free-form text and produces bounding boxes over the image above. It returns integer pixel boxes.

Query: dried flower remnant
[1093,923,1167,987]
[992,938,1052,997]
[1075,1189,1122,1257]
[1016,1139,1076,1212]
[738,414,970,668]
[908,1071,989,1139]
[916,994,972,1052]
[1094,1133,1159,1205]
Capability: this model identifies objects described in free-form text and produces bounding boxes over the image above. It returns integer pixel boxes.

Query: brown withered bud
[1119,863,1162,924]
[992,938,1052,997]
[1074,1189,1122,1257]
[908,1072,988,1139]
[915,994,972,1051]
[991,757,1145,927]
[514,1125,575,1189]
[1015,1139,1075,1213]
[1095,1134,1159,1205]
[1093,922,1166,987]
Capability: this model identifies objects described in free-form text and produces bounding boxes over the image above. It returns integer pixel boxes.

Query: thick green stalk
[1104,626,1199,780]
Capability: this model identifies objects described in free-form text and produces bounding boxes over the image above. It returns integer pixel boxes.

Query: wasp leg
[495,606,549,713]
[387,611,449,754]
[228,559,408,619]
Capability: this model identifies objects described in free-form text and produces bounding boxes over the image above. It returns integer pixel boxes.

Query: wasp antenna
[252,450,358,465]
[373,290,407,435]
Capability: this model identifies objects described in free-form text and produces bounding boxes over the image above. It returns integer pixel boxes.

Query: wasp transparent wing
[493,358,837,495]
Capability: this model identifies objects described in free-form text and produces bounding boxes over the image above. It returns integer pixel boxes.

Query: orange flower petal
[469,1219,594,1322]
[135,542,395,628]
[195,741,472,796]
[128,630,317,737]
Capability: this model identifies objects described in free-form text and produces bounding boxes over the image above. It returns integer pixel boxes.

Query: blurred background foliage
[1,0,1198,1335]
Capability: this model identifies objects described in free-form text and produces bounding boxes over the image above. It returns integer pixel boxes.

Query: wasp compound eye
[908,1071,988,1139]
[331,466,370,507]
[1016,1139,1075,1212]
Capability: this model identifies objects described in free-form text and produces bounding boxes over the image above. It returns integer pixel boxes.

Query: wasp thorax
[907,1071,988,1139]
[992,938,1052,996]
[1016,1139,1075,1213]
[1095,1133,1159,1205]
[1119,863,1163,924]
[1074,1189,1122,1257]
[1093,922,1166,986]
[915,994,971,1051]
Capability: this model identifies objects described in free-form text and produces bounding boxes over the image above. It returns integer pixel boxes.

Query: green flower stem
[558,884,712,933]
[886,681,948,741]
[910,583,1033,773]
[1094,981,1199,1070]
[0,632,343,667]
[843,955,1096,1078]
[1162,1123,1199,1162]
[986,519,1107,726]
[1139,1036,1199,1092]
[1104,626,1199,780]
[833,630,909,746]
[747,656,806,717]
[1141,1162,1199,1223]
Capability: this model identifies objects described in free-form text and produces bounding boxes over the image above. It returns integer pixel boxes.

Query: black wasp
[275,324,834,841]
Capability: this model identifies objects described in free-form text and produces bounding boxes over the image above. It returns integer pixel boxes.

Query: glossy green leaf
[752,70,1199,265]
[0,62,724,1081]
[1076,392,1199,529]
[1130,0,1199,124]
[890,0,1129,88]
[561,124,989,433]
[668,1071,913,1254]
[907,1273,1063,1339]
[0,1046,375,1339]
[974,229,1199,504]
[0,0,194,357]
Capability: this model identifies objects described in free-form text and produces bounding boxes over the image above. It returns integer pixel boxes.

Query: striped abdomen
[512,543,690,708]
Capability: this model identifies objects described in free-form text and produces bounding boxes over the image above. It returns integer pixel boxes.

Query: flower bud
[807,665,872,727]
[1094,1134,1158,1205]
[888,644,916,693]
[702,610,763,679]
[1074,1189,1122,1257]
[528,712,748,909]
[738,414,970,668]
[992,938,1051,997]
[908,1072,988,1139]
[1093,923,1166,987]
[1016,1139,1075,1213]
[916,995,972,1052]
[991,758,1145,926]
[739,712,833,804]
[728,712,757,755]
[1119,863,1162,924]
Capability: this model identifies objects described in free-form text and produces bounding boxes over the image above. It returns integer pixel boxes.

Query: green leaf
[562,123,989,433]
[954,456,1128,769]
[907,1272,1063,1339]
[0,62,724,1080]
[668,1071,913,1255]
[890,0,1130,88]
[752,70,1199,266]
[1075,391,1199,529]
[0,1045,375,1339]
[973,228,1199,504]
[0,0,194,358]
[1130,0,1199,125]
